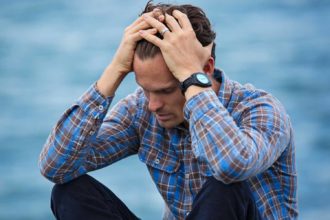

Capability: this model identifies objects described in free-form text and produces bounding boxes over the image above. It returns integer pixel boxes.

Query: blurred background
[1,0,329,219]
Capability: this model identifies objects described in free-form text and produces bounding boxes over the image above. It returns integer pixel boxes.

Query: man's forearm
[39,84,112,184]
[184,90,290,183]
[184,86,211,101]
[97,63,127,97]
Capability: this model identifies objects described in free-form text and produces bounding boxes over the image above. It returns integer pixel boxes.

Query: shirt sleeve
[184,89,291,184]
[39,83,140,184]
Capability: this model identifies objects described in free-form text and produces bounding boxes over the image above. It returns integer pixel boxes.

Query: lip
[156,114,173,121]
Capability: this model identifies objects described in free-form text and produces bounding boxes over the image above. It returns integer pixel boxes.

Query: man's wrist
[184,86,211,101]
[97,64,127,97]
[176,69,203,82]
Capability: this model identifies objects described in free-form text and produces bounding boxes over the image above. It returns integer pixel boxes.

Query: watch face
[196,73,210,84]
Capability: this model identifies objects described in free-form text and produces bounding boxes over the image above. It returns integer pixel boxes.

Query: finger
[127,20,152,34]
[143,14,168,34]
[172,10,193,30]
[164,13,181,32]
[151,8,166,22]
[139,29,163,48]
[127,10,158,31]
[131,28,158,42]
[152,8,164,22]
[158,14,165,22]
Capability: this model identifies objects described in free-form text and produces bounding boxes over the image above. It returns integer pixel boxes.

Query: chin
[157,119,183,129]
[158,121,175,129]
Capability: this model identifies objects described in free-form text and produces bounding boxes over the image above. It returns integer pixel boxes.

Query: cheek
[167,92,186,113]
[143,89,150,99]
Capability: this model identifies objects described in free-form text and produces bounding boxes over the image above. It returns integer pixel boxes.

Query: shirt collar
[216,69,232,109]
[166,122,189,136]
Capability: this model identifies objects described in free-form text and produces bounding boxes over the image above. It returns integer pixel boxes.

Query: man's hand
[139,10,212,82]
[97,10,161,97]
[110,11,161,75]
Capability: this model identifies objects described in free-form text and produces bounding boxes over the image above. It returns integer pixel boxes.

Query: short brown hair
[135,1,216,61]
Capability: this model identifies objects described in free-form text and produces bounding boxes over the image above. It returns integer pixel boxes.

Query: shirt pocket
[138,144,180,203]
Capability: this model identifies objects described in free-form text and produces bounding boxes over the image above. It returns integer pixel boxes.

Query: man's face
[133,53,186,129]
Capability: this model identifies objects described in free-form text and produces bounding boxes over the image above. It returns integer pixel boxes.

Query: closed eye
[143,86,178,96]
[160,87,177,94]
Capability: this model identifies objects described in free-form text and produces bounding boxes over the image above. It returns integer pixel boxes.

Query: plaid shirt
[39,71,298,219]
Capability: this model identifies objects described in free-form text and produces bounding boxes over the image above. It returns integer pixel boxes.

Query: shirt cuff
[184,89,221,122]
[76,83,114,119]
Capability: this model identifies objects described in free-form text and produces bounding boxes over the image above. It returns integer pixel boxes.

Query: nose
[148,93,164,112]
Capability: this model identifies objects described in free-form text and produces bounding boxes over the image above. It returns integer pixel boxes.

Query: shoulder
[109,87,152,121]
[111,87,147,111]
[228,80,289,124]
[230,80,284,109]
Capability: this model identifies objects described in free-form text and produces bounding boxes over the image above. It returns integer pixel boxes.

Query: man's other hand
[97,9,163,97]
[109,10,162,76]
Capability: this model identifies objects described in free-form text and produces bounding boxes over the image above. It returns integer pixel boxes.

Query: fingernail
[158,15,164,21]
[139,30,145,35]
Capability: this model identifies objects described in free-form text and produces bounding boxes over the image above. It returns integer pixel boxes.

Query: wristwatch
[180,72,212,94]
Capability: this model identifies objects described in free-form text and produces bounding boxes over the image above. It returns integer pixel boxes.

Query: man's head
[135,1,216,61]
[133,2,216,129]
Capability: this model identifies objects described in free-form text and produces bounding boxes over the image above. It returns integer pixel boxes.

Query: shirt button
[185,173,190,179]
[98,105,104,111]
[155,158,160,164]
[186,212,190,217]
[89,130,95,135]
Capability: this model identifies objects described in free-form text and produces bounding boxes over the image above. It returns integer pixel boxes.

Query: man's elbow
[211,156,259,184]
[38,160,66,184]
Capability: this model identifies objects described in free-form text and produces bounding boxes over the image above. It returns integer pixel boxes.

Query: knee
[51,174,92,203]
[51,183,64,203]
[188,177,260,220]
[201,177,253,203]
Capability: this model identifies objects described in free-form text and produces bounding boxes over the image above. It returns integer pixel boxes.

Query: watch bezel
[180,72,212,94]
[195,73,211,84]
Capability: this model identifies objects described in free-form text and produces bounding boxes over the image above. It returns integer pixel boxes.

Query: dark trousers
[51,175,261,220]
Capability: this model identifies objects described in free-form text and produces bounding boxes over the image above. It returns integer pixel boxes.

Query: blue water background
[1,0,330,219]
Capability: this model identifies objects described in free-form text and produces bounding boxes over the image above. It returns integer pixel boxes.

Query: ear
[203,56,215,78]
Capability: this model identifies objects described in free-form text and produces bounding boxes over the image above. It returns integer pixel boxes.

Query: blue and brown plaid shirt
[39,71,298,219]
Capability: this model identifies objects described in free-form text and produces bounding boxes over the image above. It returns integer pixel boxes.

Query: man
[39,2,298,220]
